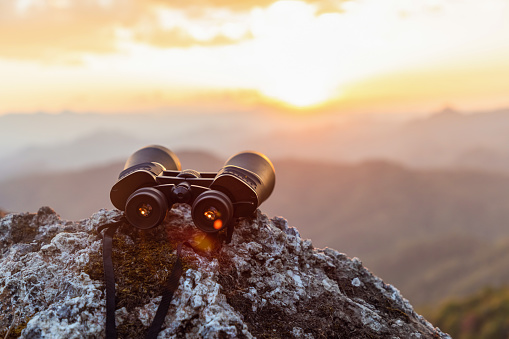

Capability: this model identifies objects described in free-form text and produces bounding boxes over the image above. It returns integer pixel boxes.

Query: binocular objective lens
[125,187,168,229]
[192,190,233,233]
[138,203,153,217]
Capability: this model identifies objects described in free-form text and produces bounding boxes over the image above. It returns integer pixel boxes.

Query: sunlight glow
[2,0,509,113]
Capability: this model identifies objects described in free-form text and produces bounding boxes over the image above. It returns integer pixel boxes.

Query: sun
[259,80,338,108]
[246,1,345,109]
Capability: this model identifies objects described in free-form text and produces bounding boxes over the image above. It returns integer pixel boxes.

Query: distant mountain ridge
[394,107,509,170]
[0,111,275,165]
[3,107,509,178]
[0,131,144,179]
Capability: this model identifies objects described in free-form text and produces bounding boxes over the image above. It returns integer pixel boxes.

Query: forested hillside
[423,286,509,339]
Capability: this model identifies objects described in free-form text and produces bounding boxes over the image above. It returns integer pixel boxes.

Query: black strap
[103,227,117,338]
[145,242,190,339]
[99,221,195,339]
[102,221,122,339]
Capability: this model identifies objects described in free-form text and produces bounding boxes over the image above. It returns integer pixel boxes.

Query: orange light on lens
[204,207,221,221]
[204,210,216,221]
[213,219,223,230]
[138,203,152,217]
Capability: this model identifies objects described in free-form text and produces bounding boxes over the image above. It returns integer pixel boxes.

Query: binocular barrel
[210,151,275,216]
[110,145,275,236]
[110,145,181,212]
[190,151,275,233]
[123,145,181,172]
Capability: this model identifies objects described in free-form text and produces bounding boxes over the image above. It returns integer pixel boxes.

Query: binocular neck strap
[145,242,187,339]
[100,219,194,339]
[102,222,120,339]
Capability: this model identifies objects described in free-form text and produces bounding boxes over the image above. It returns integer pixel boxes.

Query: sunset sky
[1,0,509,115]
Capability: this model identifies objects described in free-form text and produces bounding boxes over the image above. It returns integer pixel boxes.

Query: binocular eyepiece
[110,145,275,242]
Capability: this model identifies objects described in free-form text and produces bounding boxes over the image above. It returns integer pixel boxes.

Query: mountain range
[2,107,509,180]
[2,152,509,307]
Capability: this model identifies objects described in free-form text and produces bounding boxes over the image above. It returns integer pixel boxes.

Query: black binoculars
[110,145,275,242]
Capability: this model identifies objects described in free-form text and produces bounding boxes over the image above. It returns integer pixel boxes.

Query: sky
[1,0,509,116]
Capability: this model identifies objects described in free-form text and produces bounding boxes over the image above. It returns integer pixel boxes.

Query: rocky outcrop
[0,206,450,338]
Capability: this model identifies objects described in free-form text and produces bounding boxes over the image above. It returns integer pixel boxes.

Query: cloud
[0,0,347,61]
[0,21,117,62]
[129,7,253,48]
[132,27,250,48]
[148,0,345,13]
[0,1,131,61]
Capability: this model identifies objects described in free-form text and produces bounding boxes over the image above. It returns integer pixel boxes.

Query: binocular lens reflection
[203,207,224,230]
[204,207,220,221]
[138,203,153,218]
[213,219,223,230]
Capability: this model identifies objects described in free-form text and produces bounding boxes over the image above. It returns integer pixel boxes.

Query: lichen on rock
[0,205,450,338]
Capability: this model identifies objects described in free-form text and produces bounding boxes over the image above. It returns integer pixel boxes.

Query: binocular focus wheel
[125,187,169,229]
[192,190,233,233]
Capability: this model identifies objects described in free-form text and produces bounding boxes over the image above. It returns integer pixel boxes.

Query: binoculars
[110,145,275,242]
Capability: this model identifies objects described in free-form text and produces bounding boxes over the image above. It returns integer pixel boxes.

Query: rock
[0,205,450,338]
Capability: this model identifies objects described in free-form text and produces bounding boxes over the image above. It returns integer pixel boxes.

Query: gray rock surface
[0,206,450,338]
